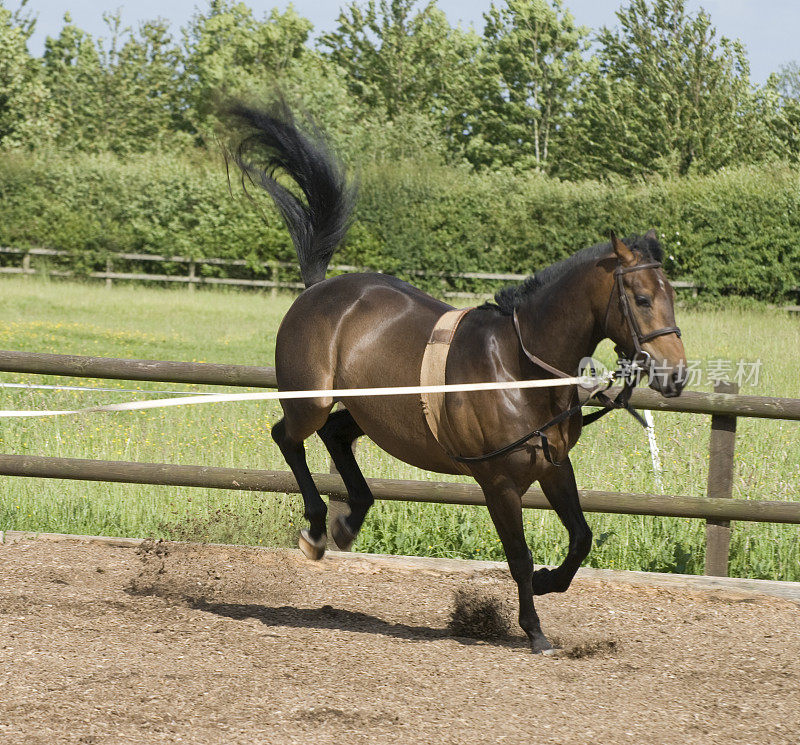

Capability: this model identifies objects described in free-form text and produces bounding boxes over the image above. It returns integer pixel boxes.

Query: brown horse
[228,103,687,653]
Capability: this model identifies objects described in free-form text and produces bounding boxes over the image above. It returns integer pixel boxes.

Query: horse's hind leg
[317,408,374,550]
[272,416,330,560]
[481,478,553,654]
[533,457,592,595]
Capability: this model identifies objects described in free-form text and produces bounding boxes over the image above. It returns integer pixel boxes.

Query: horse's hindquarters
[274,274,460,472]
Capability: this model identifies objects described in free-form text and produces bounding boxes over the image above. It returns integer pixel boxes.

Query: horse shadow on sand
[186,597,530,650]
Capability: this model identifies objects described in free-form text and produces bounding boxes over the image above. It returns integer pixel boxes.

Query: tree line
[1,0,799,181]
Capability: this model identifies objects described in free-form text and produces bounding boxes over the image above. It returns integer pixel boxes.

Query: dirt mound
[447,586,512,639]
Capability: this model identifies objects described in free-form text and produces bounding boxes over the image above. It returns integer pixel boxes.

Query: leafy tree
[758,70,800,164]
[42,13,107,150]
[181,0,312,140]
[103,15,186,152]
[560,0,761,179]
[43,11,187,153]
[773,61,800,101]
[276,54,417,164]
[769,62,800,160]
[466,0,588,171]
[0,1,54,148]
[320,0,480,157]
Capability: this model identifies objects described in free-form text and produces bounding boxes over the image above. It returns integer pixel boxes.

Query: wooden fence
[5,245,800,310]
[0,245,715,301]
[0,349,798,577]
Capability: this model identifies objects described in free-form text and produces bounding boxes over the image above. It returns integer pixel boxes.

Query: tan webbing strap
[420,308,471,444]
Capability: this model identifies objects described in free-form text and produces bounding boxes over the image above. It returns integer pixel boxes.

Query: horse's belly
[342,398,465,476]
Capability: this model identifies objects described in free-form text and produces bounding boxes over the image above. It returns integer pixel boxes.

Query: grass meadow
[0,276,798,580]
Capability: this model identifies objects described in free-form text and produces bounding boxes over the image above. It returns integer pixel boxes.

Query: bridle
[604,261,682,370]
[453,258,682,467]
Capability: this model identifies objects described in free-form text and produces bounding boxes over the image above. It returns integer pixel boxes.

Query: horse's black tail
[225,100,357,288]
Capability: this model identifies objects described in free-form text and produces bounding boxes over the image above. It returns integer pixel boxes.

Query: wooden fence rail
[6,247,800,312]
[0,454,799,524]
[0,245,738,300]
[0,349,798,420]
[4,245,800,310]
[0,349,277,388]
[0,348,798,577]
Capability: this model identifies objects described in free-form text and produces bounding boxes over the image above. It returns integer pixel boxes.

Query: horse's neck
[516,272,603,375]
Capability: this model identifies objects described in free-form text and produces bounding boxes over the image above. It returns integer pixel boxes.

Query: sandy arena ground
[1,533,799,745]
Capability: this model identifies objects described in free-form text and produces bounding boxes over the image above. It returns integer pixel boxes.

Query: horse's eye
[635,295,652,308]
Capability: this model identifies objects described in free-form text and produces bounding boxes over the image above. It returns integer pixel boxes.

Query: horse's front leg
[480,477,553,654]
[533,457,592,595]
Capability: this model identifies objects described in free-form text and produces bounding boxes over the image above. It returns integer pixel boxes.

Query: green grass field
[0,276,798,580]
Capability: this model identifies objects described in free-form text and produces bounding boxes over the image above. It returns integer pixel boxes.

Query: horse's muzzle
[649,364,687,398]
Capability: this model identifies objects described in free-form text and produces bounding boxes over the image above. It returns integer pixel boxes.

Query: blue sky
[19,0,798,84]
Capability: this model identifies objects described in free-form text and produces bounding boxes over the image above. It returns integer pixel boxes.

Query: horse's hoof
[331,515,356,551]
[299,529,326,561]
[530,633,555,655]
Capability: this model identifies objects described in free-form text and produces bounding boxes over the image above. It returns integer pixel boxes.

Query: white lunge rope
[642,409,664,491]
[0,374,609,419]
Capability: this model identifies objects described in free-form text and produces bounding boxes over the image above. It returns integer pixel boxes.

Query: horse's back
[276,273,449,385]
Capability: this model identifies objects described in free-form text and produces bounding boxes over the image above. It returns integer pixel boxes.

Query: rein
[453,259,682,466]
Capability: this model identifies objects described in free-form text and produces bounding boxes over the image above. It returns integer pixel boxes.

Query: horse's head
[602,231,687,397]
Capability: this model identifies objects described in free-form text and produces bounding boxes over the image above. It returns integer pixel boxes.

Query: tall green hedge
[0,150,798,300]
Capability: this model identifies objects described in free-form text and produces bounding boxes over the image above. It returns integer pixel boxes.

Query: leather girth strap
[419,308,471,446]
[418,305,645,468]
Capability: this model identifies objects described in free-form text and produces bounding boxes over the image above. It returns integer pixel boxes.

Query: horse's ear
[644,228,658,240]
[610,230,636,266]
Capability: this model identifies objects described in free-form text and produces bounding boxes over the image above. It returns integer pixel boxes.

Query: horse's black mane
[485,234,663,316]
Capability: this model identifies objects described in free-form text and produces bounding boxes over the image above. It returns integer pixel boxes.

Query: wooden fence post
[22,251,31,276]
[704,379,738,576]
[105,258,113,288]
[188,260,196,292]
